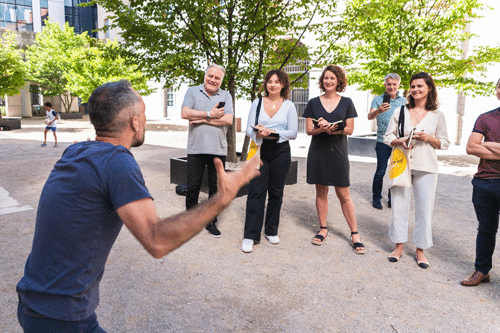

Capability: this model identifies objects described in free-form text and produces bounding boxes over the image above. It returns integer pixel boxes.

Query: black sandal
[312,226,328,246]
[351,231,366,255]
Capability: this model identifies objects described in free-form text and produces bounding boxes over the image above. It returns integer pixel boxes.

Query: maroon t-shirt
[472,107,500,179]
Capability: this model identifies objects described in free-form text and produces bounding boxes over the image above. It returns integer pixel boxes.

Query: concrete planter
[347,135,377,158]
[59,112,83,119]
[170,156,298,197]
[0,118,21,130]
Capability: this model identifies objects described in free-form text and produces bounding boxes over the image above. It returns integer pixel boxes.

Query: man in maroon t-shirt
[461,79,500,287]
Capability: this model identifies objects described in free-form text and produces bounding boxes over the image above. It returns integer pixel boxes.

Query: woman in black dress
[302,65,365,254]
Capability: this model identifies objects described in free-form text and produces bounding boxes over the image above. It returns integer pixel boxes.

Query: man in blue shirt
[16,80,260,332]
[367,73,406,209]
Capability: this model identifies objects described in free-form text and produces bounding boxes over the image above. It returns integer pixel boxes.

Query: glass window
[16,5,32,31]
[0,2,32,31]
[40,0,48,26]
[104,18,109,38]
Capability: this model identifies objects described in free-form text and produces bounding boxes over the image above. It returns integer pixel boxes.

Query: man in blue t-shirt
[367,73,406,209]
[16,80,260,332]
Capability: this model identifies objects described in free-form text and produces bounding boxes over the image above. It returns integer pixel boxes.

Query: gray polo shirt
[182,84,233,156]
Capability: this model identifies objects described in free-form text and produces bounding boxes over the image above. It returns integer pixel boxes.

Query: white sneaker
[265,234,280,245]
[241,239,254,253]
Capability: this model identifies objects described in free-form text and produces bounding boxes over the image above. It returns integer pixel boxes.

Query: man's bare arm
[466,132,500,160]
[181,105,224,121]
[190,114,233,127]
[117,156,261,258]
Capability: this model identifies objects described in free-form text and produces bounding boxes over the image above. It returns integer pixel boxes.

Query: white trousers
[388,170,438,250]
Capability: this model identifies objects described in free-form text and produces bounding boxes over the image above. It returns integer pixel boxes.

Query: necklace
[267,97,282,110]
[412,109,426,116]
[323,94,339,109]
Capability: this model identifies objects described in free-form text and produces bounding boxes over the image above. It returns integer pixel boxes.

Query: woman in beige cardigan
[383,72,450,269]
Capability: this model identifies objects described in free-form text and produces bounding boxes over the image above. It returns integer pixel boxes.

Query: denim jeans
[186,154,226,223]
[244,140,291,241]
[471,177,500,274]
[18,296,106,333]
[372,141,392,203]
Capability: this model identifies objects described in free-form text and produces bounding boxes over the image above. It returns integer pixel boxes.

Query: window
[104,18,109,39]
[166,88,174,107]
[30,85,41,106]
[65,0,97,38]
[40,0,48,26]
[0,0,33,31]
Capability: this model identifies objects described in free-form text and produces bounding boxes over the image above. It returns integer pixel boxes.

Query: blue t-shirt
[17,141,152,321]
[370,94,406,142]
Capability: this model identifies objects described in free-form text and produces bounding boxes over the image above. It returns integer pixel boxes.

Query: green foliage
[26,20,153,112]
[320,0,500,96]
[66,39,154,103]
[0,31,27,97]
[92,0,332,99]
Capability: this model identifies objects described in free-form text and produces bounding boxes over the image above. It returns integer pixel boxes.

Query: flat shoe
[312,226,327,246]
[416,258,429,269]
[388,253,403,262]
[351,231,366,255]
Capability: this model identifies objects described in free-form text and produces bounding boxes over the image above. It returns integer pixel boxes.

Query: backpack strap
[397,105,405,138]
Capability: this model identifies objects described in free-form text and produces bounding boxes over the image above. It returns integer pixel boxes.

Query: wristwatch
[206,111,211,120]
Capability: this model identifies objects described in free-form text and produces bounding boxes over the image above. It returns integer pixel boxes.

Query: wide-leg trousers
[388,170,438,249]
[244,140,291,242]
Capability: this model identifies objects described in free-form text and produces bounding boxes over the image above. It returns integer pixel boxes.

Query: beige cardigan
[384,106,450,174]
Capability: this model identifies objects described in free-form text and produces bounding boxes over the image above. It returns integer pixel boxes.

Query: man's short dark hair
[88,80,141,137]
[44,102,52,108]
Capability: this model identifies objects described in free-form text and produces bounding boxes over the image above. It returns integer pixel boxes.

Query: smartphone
[383,93,390,104]
[250,125,258,131]
[407,128,416,147]
[217,102,225,108]
[268,132,280,138]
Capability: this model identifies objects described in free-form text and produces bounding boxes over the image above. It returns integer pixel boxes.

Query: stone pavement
[1,118,498,332]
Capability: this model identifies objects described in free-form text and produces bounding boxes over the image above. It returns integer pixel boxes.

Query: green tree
[66,39,154,103]
[93,0,333,161]
[0,31,27,118]
[320,0,500,96]
[26,21,88,113]
[26,20,152,112]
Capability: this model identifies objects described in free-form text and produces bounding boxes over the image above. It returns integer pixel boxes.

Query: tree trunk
[226,76,237,163]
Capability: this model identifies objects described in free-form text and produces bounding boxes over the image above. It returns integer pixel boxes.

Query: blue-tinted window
[40,0,47,26]
[65,0,97,38]
[0,1,32,31]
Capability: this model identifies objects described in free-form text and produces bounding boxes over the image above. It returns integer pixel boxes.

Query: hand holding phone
[383,93,391,104]
[217,102,225,108]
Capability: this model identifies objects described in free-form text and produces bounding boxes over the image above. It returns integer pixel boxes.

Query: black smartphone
[268,132,280,138]
[217,102,225,108]
[383,93,390,104]
[250,125,258,131]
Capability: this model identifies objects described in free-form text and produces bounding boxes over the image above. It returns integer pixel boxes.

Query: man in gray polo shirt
[181,63,233,237]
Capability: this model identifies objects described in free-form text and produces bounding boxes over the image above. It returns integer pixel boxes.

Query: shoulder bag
[247,97,262,160]
[388,106,411,188]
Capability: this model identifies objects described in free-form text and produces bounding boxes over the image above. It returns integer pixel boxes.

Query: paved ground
[1,118,499,332]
